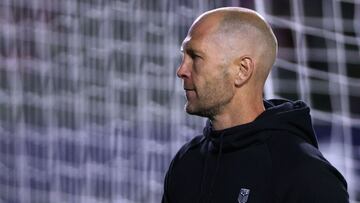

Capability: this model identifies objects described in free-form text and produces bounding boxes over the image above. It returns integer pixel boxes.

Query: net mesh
[0,0,359,202]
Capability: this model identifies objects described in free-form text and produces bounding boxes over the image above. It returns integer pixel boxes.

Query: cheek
[214,71,233,92]
[193,61,224,88]
[191,59,202,75]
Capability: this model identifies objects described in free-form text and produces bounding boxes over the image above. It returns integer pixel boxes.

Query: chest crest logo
[237,188,250,203]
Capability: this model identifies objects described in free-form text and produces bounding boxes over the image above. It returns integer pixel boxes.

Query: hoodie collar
[203,99,319,153]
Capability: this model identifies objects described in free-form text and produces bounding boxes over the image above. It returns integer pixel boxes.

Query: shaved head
[190,7,278,87]
[177,7,278,127]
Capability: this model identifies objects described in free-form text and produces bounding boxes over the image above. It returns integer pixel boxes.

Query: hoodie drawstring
[198,139,210,203]
[207,132,224,203]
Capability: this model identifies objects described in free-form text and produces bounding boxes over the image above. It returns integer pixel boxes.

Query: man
[162,7,348,203]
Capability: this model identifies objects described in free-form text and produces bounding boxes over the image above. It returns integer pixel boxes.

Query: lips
[184,88,196,100]
[183,86,195,91]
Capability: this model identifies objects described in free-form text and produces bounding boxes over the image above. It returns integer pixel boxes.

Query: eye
[189,52,200,59]
[191,53,199,58]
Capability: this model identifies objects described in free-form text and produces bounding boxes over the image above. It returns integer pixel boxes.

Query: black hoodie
[162,99,348,203]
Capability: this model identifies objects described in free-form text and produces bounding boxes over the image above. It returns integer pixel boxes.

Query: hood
[203,99,319,153]
[200,99,320,202]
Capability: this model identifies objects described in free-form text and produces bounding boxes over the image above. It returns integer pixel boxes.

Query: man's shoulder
[175,135,205,159]
[264,133,348,201]
[279,157,349,202]
[265,132,338,175]
[265,131,322,165]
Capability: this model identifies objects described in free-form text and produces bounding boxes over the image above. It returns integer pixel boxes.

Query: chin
[185,103,216,118]
[185,103,194,114]
[185,103,199,115]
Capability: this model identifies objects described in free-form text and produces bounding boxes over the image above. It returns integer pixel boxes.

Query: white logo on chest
[237,188,250,203]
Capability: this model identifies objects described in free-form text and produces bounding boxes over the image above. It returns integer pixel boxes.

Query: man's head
[177,7,277,119]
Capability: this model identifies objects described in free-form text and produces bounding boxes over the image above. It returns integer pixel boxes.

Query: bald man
[162,7,348,203]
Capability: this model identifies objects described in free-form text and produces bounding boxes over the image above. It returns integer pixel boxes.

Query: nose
[176,58,190,79]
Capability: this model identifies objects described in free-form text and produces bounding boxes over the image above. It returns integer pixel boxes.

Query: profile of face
[176,16,236,118]
[176,8,277,120]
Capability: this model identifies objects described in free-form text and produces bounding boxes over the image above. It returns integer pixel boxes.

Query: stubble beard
[185,76,234,119]
[185,98,227,119]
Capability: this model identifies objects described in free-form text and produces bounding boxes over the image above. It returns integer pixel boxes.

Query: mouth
[184,88,196,100]
[183,87,195,91]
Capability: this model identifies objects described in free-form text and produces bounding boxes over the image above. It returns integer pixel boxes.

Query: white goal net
[0,0,359,202]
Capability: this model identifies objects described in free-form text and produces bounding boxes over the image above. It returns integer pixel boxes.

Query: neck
[210,95,265,131]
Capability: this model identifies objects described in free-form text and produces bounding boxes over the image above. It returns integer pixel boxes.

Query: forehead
[180,36,196,51]
[181,20,219,51]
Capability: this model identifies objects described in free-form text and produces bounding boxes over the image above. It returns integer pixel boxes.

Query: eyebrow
[180,37,190,50]
[180,38,197,53]
[180,42,187,52]
[180,42,203,56]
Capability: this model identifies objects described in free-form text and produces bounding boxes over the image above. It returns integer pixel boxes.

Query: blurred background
[0,0,359,202]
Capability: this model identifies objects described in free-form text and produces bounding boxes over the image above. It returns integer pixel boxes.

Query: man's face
[177,20,235,118]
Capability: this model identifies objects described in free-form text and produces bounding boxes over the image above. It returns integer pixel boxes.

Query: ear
[234,56,254,87]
